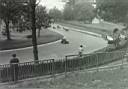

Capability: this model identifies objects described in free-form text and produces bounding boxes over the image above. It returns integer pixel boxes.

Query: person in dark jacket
[10,54,19,82]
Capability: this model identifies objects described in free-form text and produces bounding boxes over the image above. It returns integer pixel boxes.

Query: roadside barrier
[0,51,126,83]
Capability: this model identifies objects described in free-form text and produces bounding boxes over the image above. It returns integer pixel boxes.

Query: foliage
[0,0,21,22]
[36,6,51,29]
[36,6,51,37]
[97,0,128,23]
[63,1,95,22]
[49,7,62,21]
[63,4,74,20]
[73,2,95,22]
[13,5,31,32]
[0,0,27,39]
[13,5,51,34]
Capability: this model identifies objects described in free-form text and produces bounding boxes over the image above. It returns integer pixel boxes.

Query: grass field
[10,65,128,89]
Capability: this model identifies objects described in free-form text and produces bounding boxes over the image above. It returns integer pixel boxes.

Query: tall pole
[30,0,39,61]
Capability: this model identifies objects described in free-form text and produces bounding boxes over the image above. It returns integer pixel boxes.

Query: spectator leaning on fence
[10,54,19,82]
[78,45,84,57]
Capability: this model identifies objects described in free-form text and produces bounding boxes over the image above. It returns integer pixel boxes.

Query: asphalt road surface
[0,26,107,64]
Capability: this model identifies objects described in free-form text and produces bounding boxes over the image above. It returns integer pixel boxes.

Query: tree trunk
[38,28,41,37]
[30,0,39,61]
[5,20,11,40]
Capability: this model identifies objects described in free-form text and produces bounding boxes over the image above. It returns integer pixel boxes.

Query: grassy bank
[10,65,128,89]
[0,29,63,50]
[58,21,124,36]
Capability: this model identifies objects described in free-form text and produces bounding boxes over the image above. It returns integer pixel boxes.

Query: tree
[63,4,74,20]
[16,0,41,61]
[30,0,39,61]
[73,2,95,22]
[0,0,24,40]
[36,6,51,37]
[24,2,51,61]
[11,2,34,33]
[49,7,62,22]
[0,0,39,61]
[63,0,95,22]
[14,5,51,37]
[12,4,31,33]
[97,0,128,23]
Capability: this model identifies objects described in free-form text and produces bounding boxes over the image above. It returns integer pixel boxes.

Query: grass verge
[0,29,63,50]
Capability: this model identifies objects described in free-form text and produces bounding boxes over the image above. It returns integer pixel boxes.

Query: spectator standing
[112,28,120,48]
[78,45,84,57]
[10,54,19,82]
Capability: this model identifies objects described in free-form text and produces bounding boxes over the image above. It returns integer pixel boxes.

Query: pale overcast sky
[40,0,66,10]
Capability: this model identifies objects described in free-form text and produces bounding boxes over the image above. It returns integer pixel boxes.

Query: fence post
[121,52,127,69]
[120,52,124,69]
[0,65,1,82]
[50,59,56,85]
[79,56,82,70]
[14,64,16,83]
[34,60,39,77]
[125,52,128,63]
[65,56,67,77]
[96,54,99,72]
[51,59,55,80]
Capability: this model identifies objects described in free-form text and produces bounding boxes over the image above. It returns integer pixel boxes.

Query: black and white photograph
[0,0,128,88]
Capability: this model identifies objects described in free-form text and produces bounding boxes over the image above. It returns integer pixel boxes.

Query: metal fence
[0,51,126,83]
[0,59,55,82]
[64,51,126,75]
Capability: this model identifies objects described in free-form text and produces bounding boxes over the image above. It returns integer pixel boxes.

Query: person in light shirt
[78,45,84,57]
